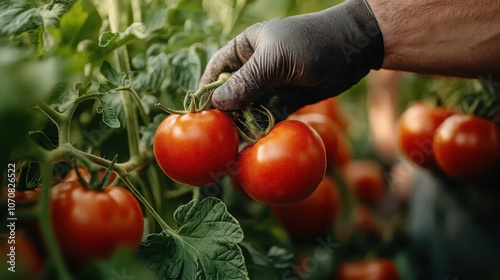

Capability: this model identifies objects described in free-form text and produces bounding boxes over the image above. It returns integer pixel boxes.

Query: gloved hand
[200,0,384,117]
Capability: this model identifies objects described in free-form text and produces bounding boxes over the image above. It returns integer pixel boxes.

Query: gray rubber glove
[200,0,384,118]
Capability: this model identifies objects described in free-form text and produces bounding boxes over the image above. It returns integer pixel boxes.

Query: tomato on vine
[288,113,351,169]
[343,160,385,206]
[336,259,399,280]
[50,181,144,264]
[295,97,348,132]
[398,102,455,171]
[153,86,239,187]
[154,109,239,187]
[272,176,341,240]
[237,108,327,206]
[433,114,500,180]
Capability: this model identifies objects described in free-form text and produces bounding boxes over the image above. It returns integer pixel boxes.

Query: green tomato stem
[146,165,162,212]
[121,177,172,232]
[192,188,201,200]
[192,72,231,98]
[154,103,186,115]
[121,90,141,158]
[127,173,157,232]
[114,87,150,125]
[36,100,71,145]
[37,157,73,280]
[130,0,142,22]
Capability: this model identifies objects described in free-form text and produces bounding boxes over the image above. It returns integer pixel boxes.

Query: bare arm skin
[368,0,500,78]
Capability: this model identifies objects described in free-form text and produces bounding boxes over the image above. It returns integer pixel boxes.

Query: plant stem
[146,165,162,211]
[114,87,150,125]
[192,72,231,98]
[37,157,72,280]
[121,92,141,158]
[36,100,64,124]
[121,177,172,232]
[192,188,201,200]
[131,0,142,22]
[75,149,153,174]
[107,0,141,159]
[36,100,71,144]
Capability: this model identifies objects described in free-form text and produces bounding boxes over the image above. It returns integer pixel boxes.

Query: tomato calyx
[155,72,231,115]
[237,106,275,144]
[72,155,118,191]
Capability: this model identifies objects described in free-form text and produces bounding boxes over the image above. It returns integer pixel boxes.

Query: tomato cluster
[153,106,327,206]
[398,102,500,181]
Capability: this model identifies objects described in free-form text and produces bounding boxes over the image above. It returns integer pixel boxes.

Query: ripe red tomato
[398,102,454,171]
[295,98,347,132]
[50,181,144,264]
[336,259,399,280]
[288,113,352,169]
[0,231,43,279]
[237,120,326,205]
[433,114,500,180]
[272,176,341,240]
[343,160,385,206]
[63,167,117,185]
[153,110,239,187]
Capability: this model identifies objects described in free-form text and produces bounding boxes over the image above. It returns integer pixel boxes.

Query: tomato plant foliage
[0,0,262,278]
[138,198,248,279]
[6,0,482,279]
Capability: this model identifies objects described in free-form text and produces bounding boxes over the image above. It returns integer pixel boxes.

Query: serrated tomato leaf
[100,106,121,128]
[138,198,249,280]
[238,242,280,280]
[139,114,164,150]
[100,61,128,87]
[98,22,148,49]
[0,0,67,36]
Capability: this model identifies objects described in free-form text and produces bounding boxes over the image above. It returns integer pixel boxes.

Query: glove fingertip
[212,84,242,111]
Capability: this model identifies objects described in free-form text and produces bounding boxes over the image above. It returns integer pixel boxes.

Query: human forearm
[368,0,500,77]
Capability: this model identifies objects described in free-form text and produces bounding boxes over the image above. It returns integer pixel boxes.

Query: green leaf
[133,52,169,92]
[266,246,294,270]
[98,31,118,47]
[98,83,112,93]
[100,60,127,87]
[28,131,57,150]
[45,81,69,104]
[98,22,148,49]
[139,114,164,150]
[0,0,67,36]
[57,94,77,112]
[144,8,167,32]
[17,161,42,190]
[59,0,101,48]
[170,45,202,91]
[138,198,249,280]
[239,242,280,280]
[99,104,121,128]
[76,81,92,96]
